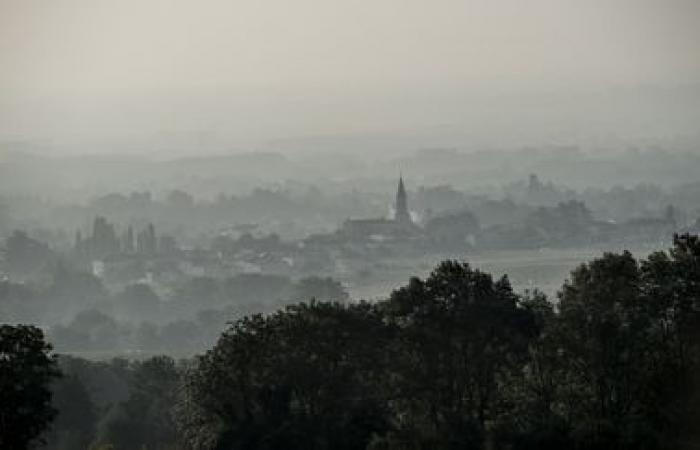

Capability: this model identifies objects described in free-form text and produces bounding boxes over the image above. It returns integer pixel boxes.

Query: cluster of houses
[73,176,695,291]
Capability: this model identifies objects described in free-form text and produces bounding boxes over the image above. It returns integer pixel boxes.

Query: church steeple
[394,175,411,223]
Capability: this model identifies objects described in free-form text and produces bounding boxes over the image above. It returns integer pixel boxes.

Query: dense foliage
[2,235,699,449]
[0,325,60,450]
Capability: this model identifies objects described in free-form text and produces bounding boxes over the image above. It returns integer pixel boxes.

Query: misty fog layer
[1,1,700,450]
[1,0,700,153]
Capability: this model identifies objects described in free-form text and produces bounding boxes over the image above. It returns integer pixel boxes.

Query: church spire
[394,175,411,223]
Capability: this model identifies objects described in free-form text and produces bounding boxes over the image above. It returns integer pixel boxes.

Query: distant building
[394,175,412,224]
[339,176,419,240]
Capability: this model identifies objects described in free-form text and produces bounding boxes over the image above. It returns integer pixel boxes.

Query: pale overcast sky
[1,0,699,153]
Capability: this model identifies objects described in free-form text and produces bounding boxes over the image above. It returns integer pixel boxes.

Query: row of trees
[1,235,698,449]
[179,234,700,449]
[74,217,166,260]
[1,260,348,336]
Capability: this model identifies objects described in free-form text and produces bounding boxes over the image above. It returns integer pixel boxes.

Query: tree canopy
[4,235,700,450]
[0,325,61,450]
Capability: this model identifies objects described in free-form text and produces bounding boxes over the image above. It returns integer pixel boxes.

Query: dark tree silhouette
[176,301,389,450]
[379,261,534,448]
[0,325,61,450]
[98,356,180,450]
[45,374,97,450]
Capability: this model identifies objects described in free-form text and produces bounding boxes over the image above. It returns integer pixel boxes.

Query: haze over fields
[1,2,700,450]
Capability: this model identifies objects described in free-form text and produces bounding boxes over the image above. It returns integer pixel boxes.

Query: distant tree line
[1,235,699,449]
[0,263,350,354]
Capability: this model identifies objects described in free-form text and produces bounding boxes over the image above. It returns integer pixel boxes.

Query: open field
[345,243,667,301]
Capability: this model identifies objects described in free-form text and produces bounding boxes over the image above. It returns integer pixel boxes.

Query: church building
[339,176,420,241]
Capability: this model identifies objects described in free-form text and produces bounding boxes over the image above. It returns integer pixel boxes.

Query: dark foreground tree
[554,251,651,448]
[0,325,61,450]
[640,234,700,448]
[377,261,535,449]
[44,374,97,450]
[97,356,181,450]
[497,239,700,450]
[176,301,390,450]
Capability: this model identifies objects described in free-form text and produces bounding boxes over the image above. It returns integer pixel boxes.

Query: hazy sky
[1,0,699,153]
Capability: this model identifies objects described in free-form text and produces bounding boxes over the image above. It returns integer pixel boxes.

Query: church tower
[394,175,412,223]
